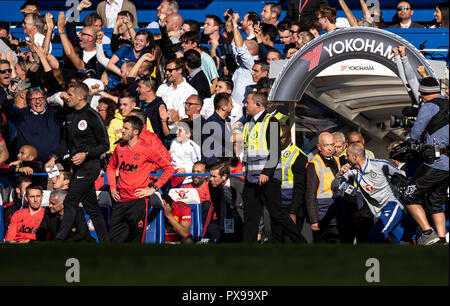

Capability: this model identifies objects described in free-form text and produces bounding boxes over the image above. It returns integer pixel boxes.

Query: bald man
[17,145,38,162]
[332,143,407,243]
[166,13,183,43]
[305,132,342,243]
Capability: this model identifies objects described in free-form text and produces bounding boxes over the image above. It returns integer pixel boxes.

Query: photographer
[404,77,448,245]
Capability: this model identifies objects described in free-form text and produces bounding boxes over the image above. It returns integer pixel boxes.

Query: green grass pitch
[0,243,447,286]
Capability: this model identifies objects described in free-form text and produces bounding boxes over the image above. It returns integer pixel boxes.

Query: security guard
[306,131,341,243]
[405,77,449,245]
[280,125,308,241]
[241,91,304,243]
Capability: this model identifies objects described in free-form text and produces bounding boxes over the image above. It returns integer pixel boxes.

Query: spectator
[2,176,32,235]
[107,91,153,154]
[156,58,198,128]
[332,143,407,243]
[83,12,112,44]
[390,1,424,28]
[201,76,243,125]
[169,120,201,186]
[306,131,341,243]
[107,30,155,91]
[241,12,260,41]
[184,49,211,101]
[208,161,245,242]
[165,13,183,44]
[226,13,259,105]
[308,21,321,38]
[4,184,45,243]
[343,131,375,159]
[202,15,225,44]
[261,3,282,26]
[0,131,8,163]
[260,24,278,48]
[202,93,234,167]
[251,60,269,85]
[96,97,118,128]
[277,21,295,54]
[294,31,314,50]
[20,1,40,15]
[110,11,136,54]
[22,13,52,53]
[147,0,179,29]
[316,6,338,32]
[285,0,329,23]
[180,31,219,94]
[181,20,201,36]
[241,91,303,243]
[266,48,283,63]
[162,194,192,244]
[96,0,138,28]
[433,2,449,28]
[45,82,110,242]
[36,189,95,242]
[0,86,62,163]
[280,124,308,241]
[106,116,175,242]
[134,76,168,141]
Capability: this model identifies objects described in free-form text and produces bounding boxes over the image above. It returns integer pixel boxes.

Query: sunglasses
[397,6,410,11]
[166,67,180,73]
[0,68,12,74]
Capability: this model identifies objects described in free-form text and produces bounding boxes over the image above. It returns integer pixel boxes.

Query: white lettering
[65,258,80,283]
[333,41,345,55]
[353,38,365,52]
[365,258,380,283]
[373,42,385,56]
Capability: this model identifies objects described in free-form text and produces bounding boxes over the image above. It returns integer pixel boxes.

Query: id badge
[224,218,235,234]
[339,182,356,196]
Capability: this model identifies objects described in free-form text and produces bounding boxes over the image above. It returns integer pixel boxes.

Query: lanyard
[356,160,369,188]
[299,0,310,16]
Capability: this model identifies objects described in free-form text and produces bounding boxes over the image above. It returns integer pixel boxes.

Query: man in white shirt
[23,13,52,53]
[201,77,243,125]
[156,58,198,129]
[227,13,259,106]
[97,0,138,28]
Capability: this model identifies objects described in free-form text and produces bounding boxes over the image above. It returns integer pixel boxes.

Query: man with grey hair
[332,131,346,158]
[147,0,179,28]
[22,13,52,53]
[36,189,95,242]
[0,86,61,163]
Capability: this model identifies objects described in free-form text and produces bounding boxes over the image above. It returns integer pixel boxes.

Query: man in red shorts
[4,184,45,243]
[106,116,175,242]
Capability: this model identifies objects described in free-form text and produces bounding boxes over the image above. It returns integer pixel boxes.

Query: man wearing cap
[404,77,448,245]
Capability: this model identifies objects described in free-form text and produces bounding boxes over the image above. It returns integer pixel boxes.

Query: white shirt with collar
[105,0,123,28]
[201,95,243,126]
[156,78,198,124]
[229,43,258,106]
[252,109,265,122]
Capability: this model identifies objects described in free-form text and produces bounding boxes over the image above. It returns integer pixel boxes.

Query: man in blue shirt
[405,77,449,245]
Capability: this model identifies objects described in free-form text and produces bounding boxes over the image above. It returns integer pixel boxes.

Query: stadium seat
[0,205,4,242]
[168,188,203,240]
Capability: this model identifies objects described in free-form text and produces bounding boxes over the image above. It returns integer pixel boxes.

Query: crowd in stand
[0,0,448,245]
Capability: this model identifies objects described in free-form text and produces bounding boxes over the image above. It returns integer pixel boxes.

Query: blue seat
[189,204,203,241]
[145,206,165,243]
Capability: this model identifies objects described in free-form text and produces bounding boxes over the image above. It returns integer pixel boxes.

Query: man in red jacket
[106,116,175,242]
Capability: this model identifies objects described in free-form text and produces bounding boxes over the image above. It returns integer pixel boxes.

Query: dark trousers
[242,178,304,243]
[109,198,149,243]
[56,163,109,242]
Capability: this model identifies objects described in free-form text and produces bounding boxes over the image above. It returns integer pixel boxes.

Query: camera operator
[404,77,448,245]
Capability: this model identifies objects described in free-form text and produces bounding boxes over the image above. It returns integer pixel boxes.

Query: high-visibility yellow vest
[243,113,282,183]
[273,111,289,125]
[309,154,341,199]
[281,143,307,206]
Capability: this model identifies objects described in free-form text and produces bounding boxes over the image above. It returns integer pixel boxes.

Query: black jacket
[36,206,95,242]
[284,0,329,23]
[187,69,211,101]
[54,104,109,165]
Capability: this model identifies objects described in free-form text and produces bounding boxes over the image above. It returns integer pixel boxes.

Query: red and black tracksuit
[106,130,175,242]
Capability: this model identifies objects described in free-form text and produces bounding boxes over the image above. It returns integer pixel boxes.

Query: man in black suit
[184,49,211,101]
[241,91,304,243]
[389,1,424,28]
[209,161,245,242]
[284,0,329,23]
